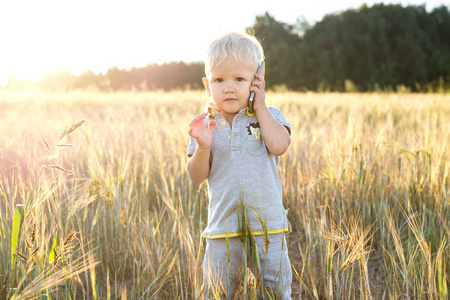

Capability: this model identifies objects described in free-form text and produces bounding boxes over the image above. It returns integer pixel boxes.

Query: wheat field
[0,90,449,299]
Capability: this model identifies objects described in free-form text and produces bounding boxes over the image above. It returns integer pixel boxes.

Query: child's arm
[252,74,291,156]
[186,113,215,184]
[256,107,291,156]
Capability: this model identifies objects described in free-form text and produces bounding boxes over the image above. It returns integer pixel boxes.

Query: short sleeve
[268,106,291,135]
[186,136,197,158]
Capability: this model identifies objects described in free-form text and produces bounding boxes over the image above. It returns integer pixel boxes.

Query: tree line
[6,62,205,92]
[255,3,450,92]
[6,3,450,92]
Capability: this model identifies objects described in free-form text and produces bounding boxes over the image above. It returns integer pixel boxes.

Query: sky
[0,0,447,86]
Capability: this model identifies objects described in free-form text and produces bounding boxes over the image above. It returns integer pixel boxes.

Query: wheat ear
[44,165,75,175]
[59,120,86,140]
[41,135,51,151]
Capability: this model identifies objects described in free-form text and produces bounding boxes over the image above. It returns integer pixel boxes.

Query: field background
[1,90,449,299]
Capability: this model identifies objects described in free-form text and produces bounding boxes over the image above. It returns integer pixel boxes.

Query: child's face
[203,58,256,118]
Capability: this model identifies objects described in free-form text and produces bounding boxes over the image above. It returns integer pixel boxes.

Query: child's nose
[224,85,234,93]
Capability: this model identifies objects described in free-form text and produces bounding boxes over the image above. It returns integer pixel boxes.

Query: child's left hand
[250,73,266,112]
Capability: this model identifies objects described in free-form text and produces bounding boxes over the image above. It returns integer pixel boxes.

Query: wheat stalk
[59,120,86,140]
[44,165,75,175]
[56,143,73,147]
[41,136,51,151]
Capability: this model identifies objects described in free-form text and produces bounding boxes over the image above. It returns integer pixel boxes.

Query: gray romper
[187,104,293,299]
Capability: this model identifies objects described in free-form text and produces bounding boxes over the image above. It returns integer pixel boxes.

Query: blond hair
[204,31,264,76]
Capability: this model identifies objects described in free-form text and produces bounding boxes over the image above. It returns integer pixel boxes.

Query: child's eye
[236,77,244,82]
[215,78,223,83]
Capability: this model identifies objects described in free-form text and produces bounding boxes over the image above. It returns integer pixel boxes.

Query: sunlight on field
[1,90,449,298]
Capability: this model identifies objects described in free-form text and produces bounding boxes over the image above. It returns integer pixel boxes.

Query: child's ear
[202,77,211,97]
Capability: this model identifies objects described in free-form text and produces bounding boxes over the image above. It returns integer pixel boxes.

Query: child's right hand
[188,113,215,150]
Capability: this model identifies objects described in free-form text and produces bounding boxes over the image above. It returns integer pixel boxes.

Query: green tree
[74,70,105,90]
[248,12,303,90]
[251,5,450,92]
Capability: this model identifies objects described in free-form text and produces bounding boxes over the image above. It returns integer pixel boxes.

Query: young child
[186,31,292,299]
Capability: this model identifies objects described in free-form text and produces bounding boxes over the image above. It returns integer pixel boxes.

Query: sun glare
[0,1,207,86]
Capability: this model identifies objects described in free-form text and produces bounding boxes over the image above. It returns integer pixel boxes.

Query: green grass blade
[11,204,24,268]
[49,232,58,264]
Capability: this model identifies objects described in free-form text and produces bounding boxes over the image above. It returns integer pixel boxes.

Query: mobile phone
[247,61,265,116]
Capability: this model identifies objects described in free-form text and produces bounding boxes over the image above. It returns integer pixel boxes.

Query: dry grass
[0,90,449,299]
